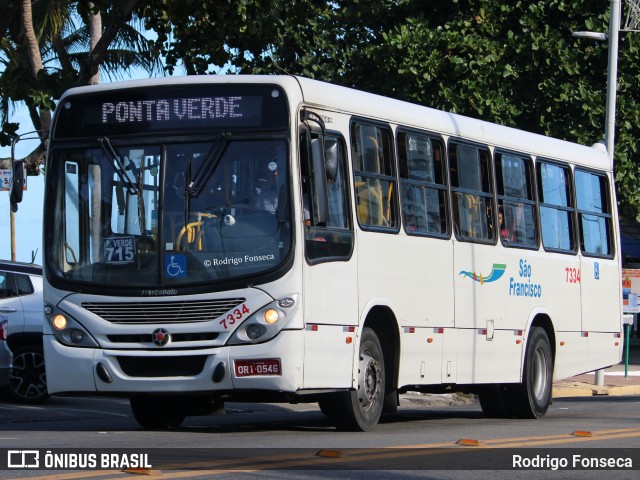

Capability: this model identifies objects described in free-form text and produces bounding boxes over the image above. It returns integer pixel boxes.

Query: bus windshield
[45,137,291,289]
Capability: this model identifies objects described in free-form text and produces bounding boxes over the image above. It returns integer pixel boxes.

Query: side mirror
[309,134,329,225]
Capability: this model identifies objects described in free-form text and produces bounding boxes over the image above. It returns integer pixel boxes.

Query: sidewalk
[552,340,640,398]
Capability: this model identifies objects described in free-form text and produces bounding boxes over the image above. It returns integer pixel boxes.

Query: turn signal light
[264,309,279,324]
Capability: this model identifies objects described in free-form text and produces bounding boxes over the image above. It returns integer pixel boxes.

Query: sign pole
[10,204,16,261]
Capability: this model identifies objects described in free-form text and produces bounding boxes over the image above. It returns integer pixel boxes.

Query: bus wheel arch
[363,306,401,416]
[479,315,555,419]
[319,305,400,431]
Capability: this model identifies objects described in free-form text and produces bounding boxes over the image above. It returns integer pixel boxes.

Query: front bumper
[44,329,304,395]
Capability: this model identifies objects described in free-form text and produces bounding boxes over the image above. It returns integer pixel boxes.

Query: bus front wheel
[324,327,385,432]
[130,396,186,429]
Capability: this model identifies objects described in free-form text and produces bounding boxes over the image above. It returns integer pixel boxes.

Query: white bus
[33,75,622,431]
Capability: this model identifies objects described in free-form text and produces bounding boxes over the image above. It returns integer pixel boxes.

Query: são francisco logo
[459,263,506,285]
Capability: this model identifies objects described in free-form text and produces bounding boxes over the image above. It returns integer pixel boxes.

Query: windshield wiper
[98,137,139,196]
[185,133,231,198]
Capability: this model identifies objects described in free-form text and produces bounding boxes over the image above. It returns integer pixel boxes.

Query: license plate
[234,359,281,377]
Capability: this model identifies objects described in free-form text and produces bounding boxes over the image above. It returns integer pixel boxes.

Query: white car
[0,260,47,403]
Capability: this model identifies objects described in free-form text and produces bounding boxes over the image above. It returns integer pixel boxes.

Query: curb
[552,382,640,398]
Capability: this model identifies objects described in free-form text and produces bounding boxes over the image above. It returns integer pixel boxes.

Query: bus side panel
[397,327,444,386]
[454,243,524,384]
[581,256,622,333]
[552,331,588,380]
[302,324,356,389]
[535,253,581,332]
[455,328,523,384]
[356,231,454,331]
[587,332,623,373]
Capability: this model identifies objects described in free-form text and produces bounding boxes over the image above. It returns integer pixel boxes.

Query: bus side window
[575,169,613,257]
[537,161,575,253]
[495,152,537,248]
[449,142,494,242]
[351,122,398,230]
[398,132,447,236]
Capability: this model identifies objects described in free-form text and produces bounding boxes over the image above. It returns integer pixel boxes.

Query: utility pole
[605,0,621,166]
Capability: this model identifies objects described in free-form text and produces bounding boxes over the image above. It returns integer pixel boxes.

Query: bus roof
[293,76,610,171]
[56,75,610,171]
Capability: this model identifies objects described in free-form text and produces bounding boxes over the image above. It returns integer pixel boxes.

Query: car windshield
[45,138,291,288]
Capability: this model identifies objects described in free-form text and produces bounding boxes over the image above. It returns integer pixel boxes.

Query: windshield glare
[47,139,291,287]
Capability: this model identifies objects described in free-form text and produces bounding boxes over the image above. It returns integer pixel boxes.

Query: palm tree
[1,0,163,173]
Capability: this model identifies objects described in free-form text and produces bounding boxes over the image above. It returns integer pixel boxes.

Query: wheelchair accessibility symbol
[164,254,187,278]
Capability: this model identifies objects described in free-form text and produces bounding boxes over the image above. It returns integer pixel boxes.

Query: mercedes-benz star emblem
[151,328,171,347]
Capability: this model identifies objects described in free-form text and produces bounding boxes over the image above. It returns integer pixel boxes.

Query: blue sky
[0,104,44,264]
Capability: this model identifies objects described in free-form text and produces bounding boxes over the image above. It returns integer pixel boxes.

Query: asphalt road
[1,392,640,479]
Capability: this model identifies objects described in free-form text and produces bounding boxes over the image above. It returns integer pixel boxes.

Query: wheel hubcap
[10,352,47,400]
[532,346,548,400]
[357,349,381,412]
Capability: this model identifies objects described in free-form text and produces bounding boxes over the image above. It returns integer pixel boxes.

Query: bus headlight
[46,308,99,348]
[227,297,297,345]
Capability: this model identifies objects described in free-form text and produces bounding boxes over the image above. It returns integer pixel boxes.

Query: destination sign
[53,84,288,139]
[100,96,259,125]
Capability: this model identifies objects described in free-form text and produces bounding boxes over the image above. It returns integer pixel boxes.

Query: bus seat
[356,180,386,226]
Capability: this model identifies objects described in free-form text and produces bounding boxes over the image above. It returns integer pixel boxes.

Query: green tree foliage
[143,0,640,219]
[3,1,640,220]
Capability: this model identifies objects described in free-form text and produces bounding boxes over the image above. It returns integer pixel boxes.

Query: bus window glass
[538,161,575,252]
[64,162,80,264]
[450,142,493,241]
[47,139,291,286]
[575,170,612,256]
[302,136,353,262]
[398,132,447,236]
[351,122,397,229]
[495,153,537,247]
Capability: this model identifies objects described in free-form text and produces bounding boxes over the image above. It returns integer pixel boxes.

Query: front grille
[83,298,245,324]
[117,356,207,377]
[108,332,218,343]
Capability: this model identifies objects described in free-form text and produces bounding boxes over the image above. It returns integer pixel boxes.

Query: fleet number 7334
[219,304,250,329]
[566,267,581,283]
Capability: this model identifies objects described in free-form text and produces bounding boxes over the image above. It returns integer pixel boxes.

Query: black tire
[318,395,339,418]
[478,384,512,418]
[6,344,49,404]
[510,327,553,419]
[130,396,186,429]
[328,328,385,431]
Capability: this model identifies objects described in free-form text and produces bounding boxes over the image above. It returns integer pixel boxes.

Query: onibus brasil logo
[459,263,506,285]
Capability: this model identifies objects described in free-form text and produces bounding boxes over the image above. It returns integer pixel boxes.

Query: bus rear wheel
[130,396,186,429]
[324,328,385,432]
[510,327,553,419]
[478,384,512,418]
